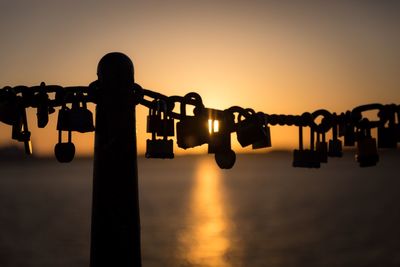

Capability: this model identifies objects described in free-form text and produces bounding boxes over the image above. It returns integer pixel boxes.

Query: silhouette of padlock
[54,130,75,163]
[0,88,19,126]
[252,112,272,149]
[176,93,208,149]
[377,105,397,148]
[11,107,33,155]
[201,108,234,154]
[145,138,174,159]
[208,130,231,154]
[35,83,50,128]
[145,100,174,159]
[236,109,270,148]
[156,100,174,137]
[147,101,161,133]
[328,122,343,157]
[355,120,379,167]
[57,94,95,133]
[343,123,356,147]
[215,149,236,169]
[292,126,320,168]
[339,111,355,147]
[315,131,328,163]
[397,106,400,142]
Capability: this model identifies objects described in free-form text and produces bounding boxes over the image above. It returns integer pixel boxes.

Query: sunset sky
[0,0,399,156]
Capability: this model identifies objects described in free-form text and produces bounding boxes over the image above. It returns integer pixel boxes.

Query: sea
[0,151,399,267]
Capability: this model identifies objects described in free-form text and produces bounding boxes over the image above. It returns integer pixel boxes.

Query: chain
[1,81,399,168]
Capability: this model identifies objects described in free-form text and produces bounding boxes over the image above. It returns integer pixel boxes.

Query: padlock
[0,88,19,125]
[145,139,174,159]
[11,107,32,155]
[355,123,379,167]
[54,130,75,163]
[147,102,161,133]
[215,149,236,169]
[208,131,231,154]
[69,94,95,133]
[57,94,95,133]
[145,101,174,159]
[377,105,397,148]
[176,94,208,149]
[328,123,343,157]
[252,114,272,149]
[343,123,356,147]
[338,111,355,147]
[236,110,270,148]
[397,106,400,142]
[315,131,328,163]
[56,105,71,131]
[204,109,235,154]
[292,126,320,168]
[36,84,50,128]
[156,100,174,137]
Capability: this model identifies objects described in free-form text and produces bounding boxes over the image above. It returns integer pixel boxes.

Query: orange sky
[0,1,399,156]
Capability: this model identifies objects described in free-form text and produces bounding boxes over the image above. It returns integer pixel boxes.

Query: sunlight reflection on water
[178,157,233,267]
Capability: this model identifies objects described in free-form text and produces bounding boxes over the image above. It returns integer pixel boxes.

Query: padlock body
[344,125,356,146]
[176,117,208,149]
[377,126,397,148]
[156,118,175,137]
[328,139,343,157]
[397,124,400,142]
[147,114,161,133]
[215,149,236,169]
[54,142,75,163]
[236,116,267,147]
[57,108,95,133]
[11,115,23,140]
[0,99,18,125]
[356,137,379,167]
[252,126,272,149]
[145,139,174,159]
[208,132,231,154]
[316,141,328,163]
[36,104,49,128]
[292,149,320,168]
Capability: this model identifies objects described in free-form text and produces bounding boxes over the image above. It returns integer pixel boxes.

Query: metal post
[90,52,142,266]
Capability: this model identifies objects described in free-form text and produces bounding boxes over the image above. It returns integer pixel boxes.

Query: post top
[97,52,134,85]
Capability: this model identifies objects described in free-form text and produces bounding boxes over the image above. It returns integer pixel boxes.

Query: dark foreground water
[0,152,399,267]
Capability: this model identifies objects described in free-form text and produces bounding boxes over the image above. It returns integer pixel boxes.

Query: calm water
[0,152,399,267]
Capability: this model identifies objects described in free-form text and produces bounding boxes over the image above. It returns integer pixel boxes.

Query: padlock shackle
[378,104,397,126]
[237,108,255,123]
[310,109,332,133]
[179,92,205,117]
[352,103,384,128]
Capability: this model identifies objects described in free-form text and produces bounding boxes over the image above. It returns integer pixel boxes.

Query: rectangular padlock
[356,137,379,167]
[292,149,320,168]
[252,125,272,149]
[236,114,267,148]
[328,139,343,157]
[68,108,95,133]
[145,139,174,159]
[344,124,356,146]
[147,113,161,133]
[292,126,320,168]
[208,132,231,154]
[176,117,208,149]
[156,118,175,137]
[377,126,397,148]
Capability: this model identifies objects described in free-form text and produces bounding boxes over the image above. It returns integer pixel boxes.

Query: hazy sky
[0,0,399,155]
